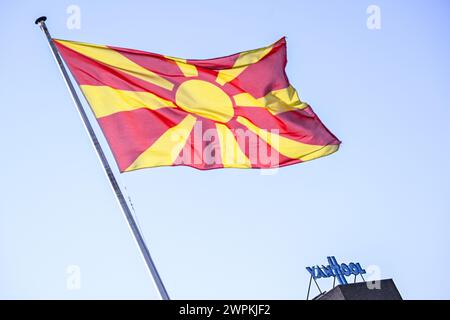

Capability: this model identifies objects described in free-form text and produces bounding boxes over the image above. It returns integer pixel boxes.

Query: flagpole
[35,16,170,300]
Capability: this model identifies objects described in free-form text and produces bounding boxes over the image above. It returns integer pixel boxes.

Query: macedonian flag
[54,37,340,172]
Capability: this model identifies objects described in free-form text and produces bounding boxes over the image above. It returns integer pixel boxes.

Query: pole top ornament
[35,16,47,25]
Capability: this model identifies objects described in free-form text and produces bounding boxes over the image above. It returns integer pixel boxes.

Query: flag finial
[35,16,47,25]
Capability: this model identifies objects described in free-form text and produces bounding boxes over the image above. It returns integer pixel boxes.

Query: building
[313,279,402,300]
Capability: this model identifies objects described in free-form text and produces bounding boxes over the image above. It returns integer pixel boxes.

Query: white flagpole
[35,16,170,300]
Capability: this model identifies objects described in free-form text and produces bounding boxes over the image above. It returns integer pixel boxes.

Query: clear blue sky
[1,0,449,299]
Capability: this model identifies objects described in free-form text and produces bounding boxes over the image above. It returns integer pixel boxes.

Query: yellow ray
[216,45,273,86]
[164,56,198,77]
[233,86,308,115]
[125,114,197,171]
[216,123,252,168]
[236,116,339,161]
[300,144,339,161]
[55,39,174,91]
[81,85,176,118]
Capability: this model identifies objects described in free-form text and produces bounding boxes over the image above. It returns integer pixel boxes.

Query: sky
[0,0,449,300]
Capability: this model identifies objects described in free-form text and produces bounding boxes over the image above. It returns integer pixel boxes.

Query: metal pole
[306,275,312,300]
[35,16,170,300]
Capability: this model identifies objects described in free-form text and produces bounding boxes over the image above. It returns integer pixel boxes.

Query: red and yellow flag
[54,37,340,172]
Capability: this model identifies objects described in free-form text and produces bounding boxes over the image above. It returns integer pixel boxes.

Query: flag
[54,37,340,172]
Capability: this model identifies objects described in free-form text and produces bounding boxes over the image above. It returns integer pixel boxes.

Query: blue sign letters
[306,256,366,285]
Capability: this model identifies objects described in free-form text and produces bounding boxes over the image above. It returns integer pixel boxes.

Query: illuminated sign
[306,256,366,285]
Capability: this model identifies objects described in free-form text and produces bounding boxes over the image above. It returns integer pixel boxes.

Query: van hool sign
[306,256,366,285]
